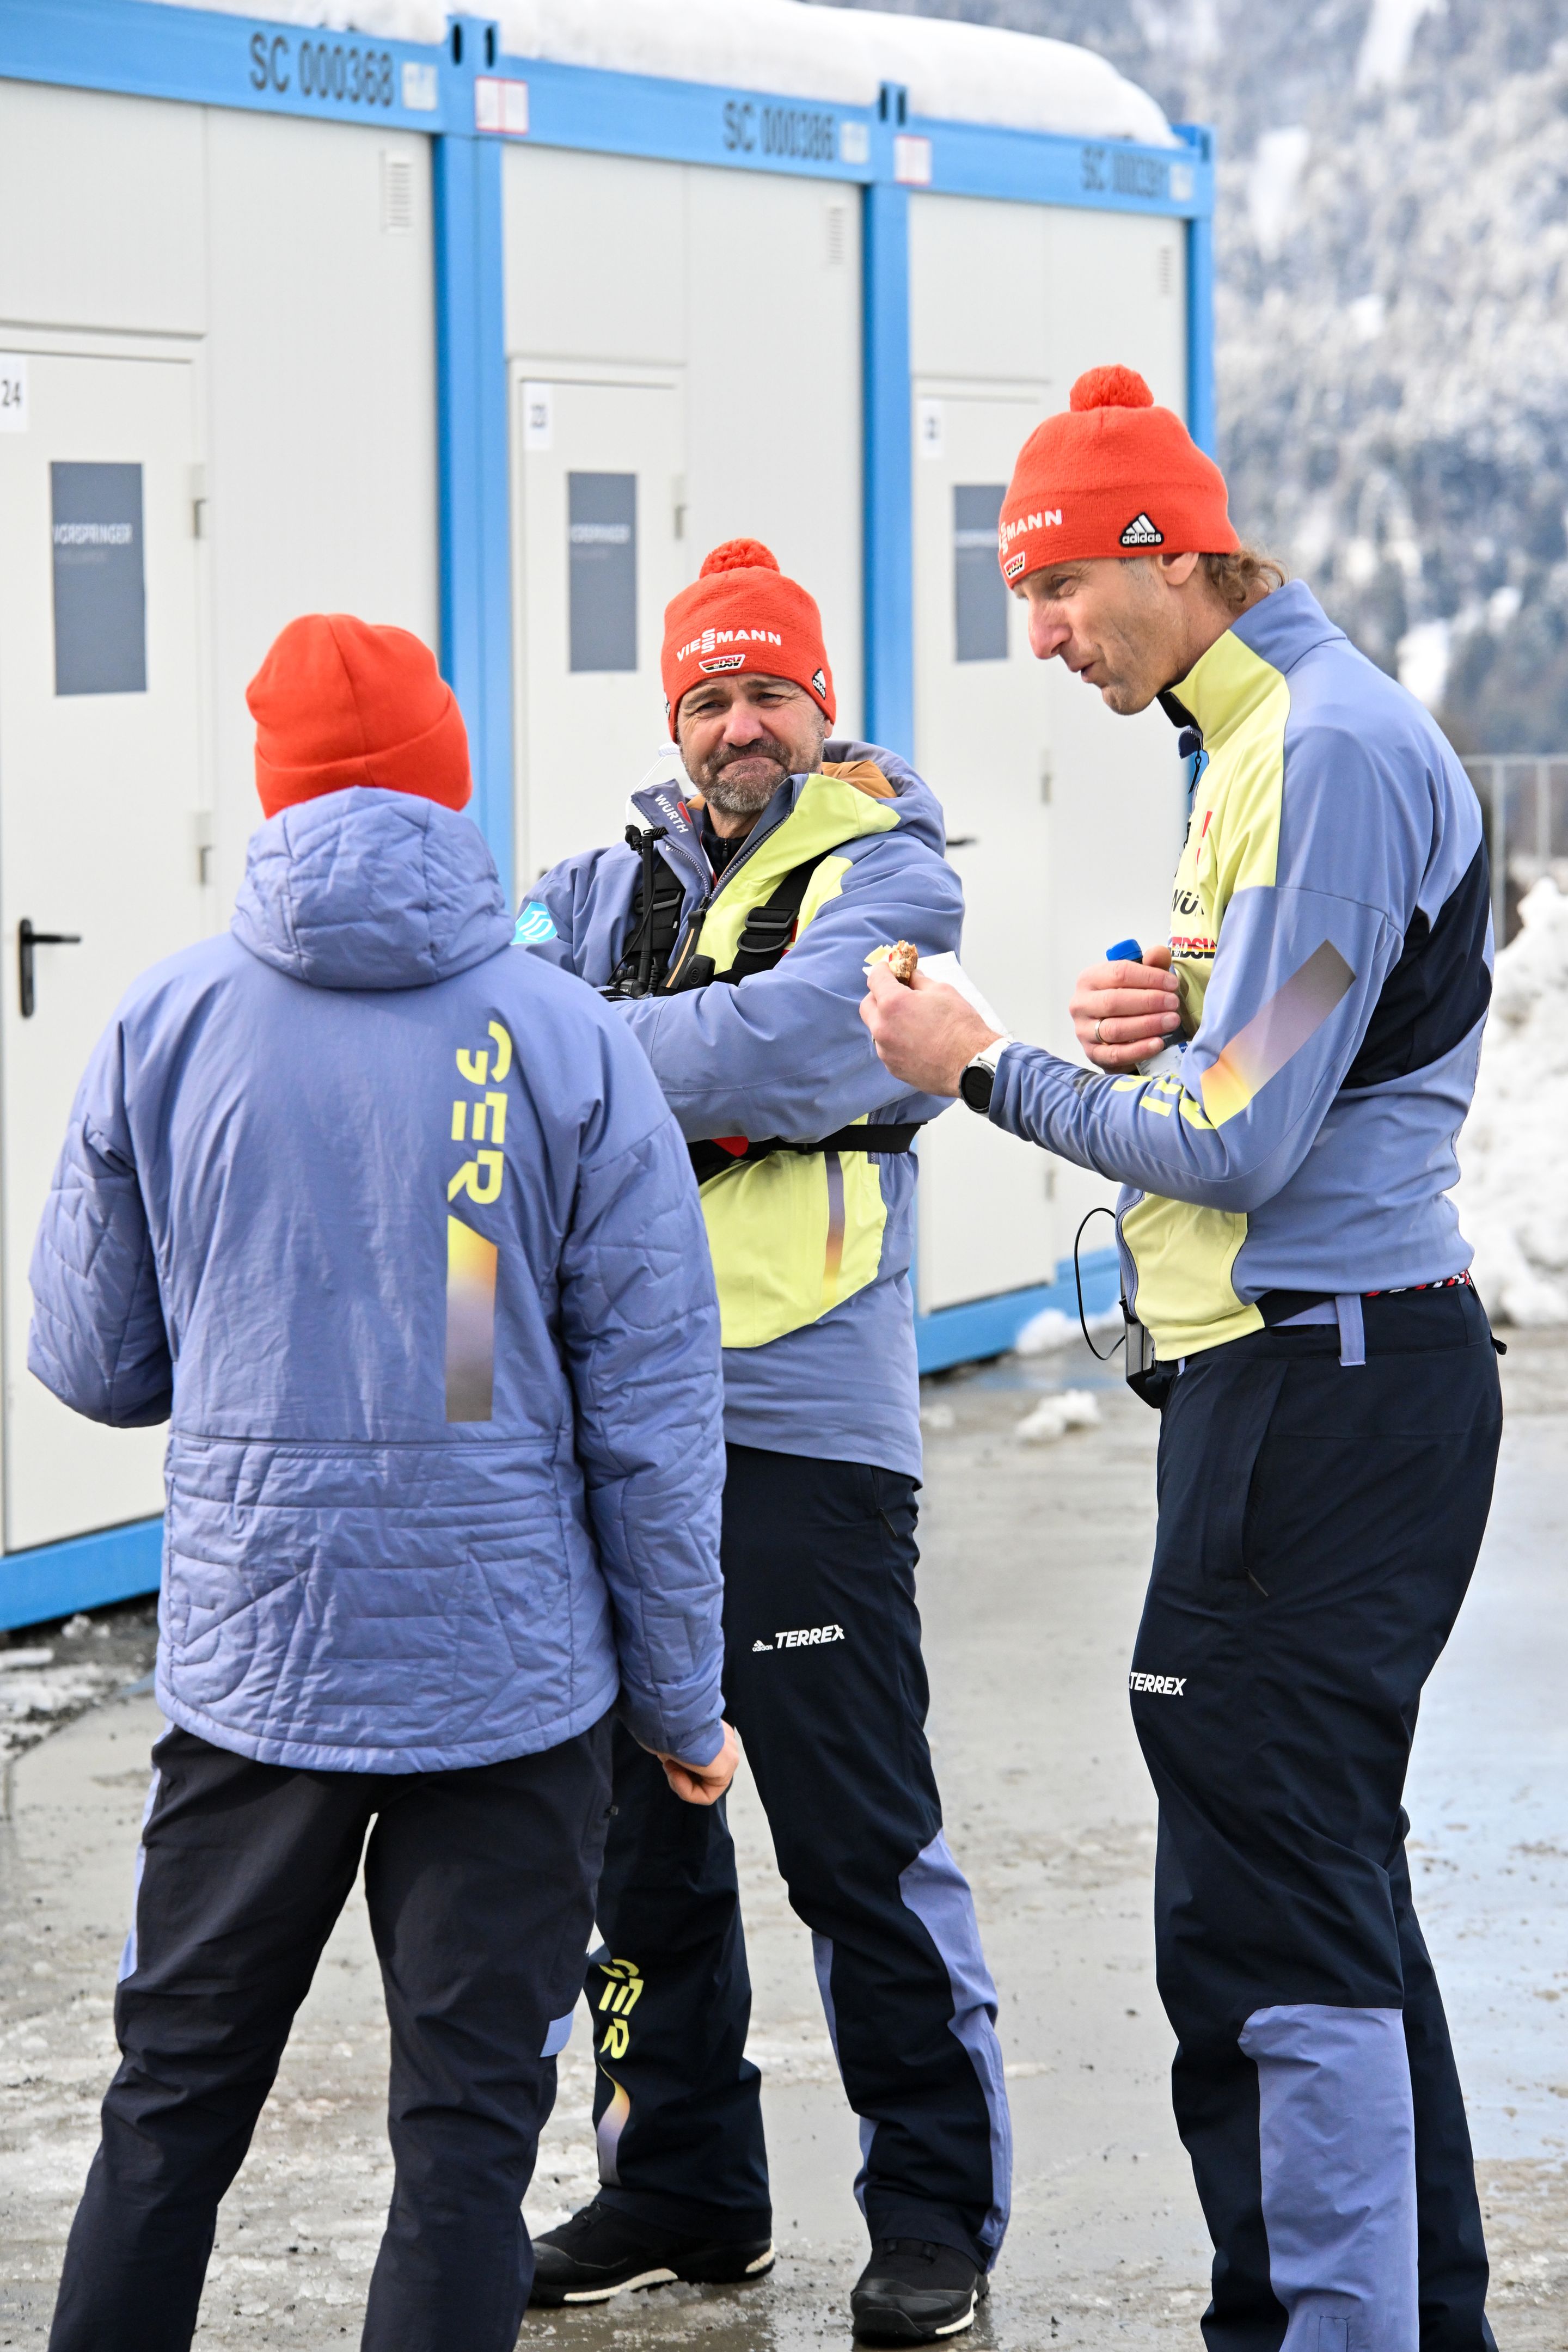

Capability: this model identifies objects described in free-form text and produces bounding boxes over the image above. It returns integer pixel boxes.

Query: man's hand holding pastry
[861,959,1000,1096]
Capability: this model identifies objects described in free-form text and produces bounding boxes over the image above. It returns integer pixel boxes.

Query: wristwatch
[959,1037,1009,1114]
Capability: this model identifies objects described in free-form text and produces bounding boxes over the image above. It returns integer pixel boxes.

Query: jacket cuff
[669,1716,725,1768]
[617,1698,726,1769]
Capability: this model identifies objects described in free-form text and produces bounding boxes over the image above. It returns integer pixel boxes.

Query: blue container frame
[0,0,1210,1623]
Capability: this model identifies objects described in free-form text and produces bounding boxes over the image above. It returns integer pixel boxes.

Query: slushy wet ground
[3,1333,1565,2348]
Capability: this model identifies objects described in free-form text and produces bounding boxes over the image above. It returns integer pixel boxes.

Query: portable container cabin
[0,0,1213,1627]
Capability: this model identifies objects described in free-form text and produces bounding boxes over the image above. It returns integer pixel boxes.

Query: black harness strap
[609,830,687,997]
[712,856,820,984]
[612,837,928,1183]
[615,846,822,998]
[688,1125,923,1187]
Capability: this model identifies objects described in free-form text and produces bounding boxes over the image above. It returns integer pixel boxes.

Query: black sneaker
[850,2238,988,2344]
[529,2198,776,2306]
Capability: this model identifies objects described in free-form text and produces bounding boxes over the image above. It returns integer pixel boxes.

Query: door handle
[19,918,82,1018]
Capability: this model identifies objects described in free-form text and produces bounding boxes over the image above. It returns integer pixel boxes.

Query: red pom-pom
[1069,365,1154,413]
[699,537,780,578]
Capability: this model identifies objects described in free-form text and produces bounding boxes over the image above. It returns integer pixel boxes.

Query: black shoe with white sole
[528,2198,776,2307]
[850,2238,989,2344]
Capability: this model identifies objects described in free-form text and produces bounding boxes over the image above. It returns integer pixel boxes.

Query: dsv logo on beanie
[698,653,748,672]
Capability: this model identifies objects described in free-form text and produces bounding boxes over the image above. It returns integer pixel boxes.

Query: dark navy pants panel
[49,1722,611,2352]
[589,1444,1008,2269]
[1393,1841,1496,2352]
[1169,2026,1283,2352]
[1129,1285,1500,2352]
[587,1725,770,2236]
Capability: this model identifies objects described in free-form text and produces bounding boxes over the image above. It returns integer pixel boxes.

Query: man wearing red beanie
[517,542,1009,2345]
[864,371,1500,2351]
[31,612,737,2352]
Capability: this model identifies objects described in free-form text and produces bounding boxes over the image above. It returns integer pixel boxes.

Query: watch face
[960,1062,994,1113]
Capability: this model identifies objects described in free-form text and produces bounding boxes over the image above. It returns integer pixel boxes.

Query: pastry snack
[886,940,919,985]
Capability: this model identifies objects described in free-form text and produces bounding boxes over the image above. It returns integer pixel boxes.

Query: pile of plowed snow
[1456,875,1568,1325]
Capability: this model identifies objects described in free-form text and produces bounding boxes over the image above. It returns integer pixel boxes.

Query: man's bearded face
[695,727,803,816]
[676,677,829,820]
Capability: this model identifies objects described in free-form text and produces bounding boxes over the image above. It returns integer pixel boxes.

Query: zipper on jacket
[657,786,797,993]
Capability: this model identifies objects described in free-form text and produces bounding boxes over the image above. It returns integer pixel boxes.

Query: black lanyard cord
[1073,1204,1126,1362]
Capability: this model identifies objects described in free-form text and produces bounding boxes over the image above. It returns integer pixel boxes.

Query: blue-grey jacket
[28,787,727,1774]
[991,583,1491,1358]
[518,744,962,1479]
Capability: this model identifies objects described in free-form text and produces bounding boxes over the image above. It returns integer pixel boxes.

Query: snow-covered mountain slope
[824,0,1568,755]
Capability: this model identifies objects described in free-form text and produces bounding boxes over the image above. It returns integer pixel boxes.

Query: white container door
[0,350,207,1551]
[513,372,685,886]
[912,388,1059,1313]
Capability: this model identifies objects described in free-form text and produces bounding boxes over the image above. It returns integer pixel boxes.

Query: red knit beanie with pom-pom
[997,365,1238,586]
[660,538,835,732]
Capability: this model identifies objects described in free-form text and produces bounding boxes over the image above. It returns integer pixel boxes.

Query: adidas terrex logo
[1129,1670,1186,1695]
[676,626,785,661]
[1120,512,1163,547]
[753,1624,846,1652]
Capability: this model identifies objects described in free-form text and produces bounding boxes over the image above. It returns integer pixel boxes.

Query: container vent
[1157,244,1174,298]
[826,203,849,267]
[382,152,415,235]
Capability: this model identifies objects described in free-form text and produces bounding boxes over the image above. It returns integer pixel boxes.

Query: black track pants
[48,1719,612,2352]
[1129,1284,1502,2352]
[586,1445,1010,2270]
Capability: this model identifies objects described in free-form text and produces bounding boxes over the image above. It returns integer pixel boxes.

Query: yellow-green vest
[695,770,902,1351]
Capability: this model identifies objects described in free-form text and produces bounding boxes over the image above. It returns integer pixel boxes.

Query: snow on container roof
[143,0,1176,147]
[139,0,455,42]
[493,1,1177,145]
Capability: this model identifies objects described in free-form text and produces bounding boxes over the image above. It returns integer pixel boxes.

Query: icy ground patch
[1456,877,1568,1325]
[0,1607,157,1771]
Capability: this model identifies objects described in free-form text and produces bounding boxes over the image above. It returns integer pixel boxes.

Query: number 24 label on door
[0,354,28,432]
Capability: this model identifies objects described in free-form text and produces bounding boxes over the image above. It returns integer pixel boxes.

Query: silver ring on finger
[1093,1017,1105,1044]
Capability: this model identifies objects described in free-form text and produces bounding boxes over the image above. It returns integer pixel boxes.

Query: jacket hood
[232,787,513,991]
[820,740,947,856]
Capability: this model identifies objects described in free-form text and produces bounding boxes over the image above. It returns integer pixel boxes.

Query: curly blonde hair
[1202,547,1288,614]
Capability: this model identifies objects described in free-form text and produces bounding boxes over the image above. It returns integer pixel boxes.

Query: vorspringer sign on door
[51,461,147,696]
